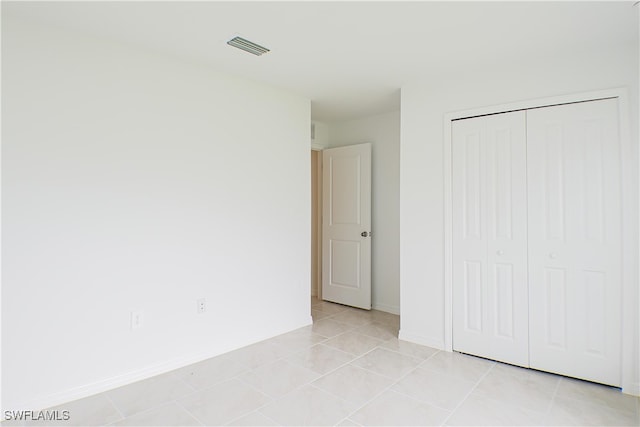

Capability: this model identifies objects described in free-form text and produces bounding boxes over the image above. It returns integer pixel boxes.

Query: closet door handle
[549,252,558,259]
[496,250,504,256]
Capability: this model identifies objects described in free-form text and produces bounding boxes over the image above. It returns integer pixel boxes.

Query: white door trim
[443,88,638,395]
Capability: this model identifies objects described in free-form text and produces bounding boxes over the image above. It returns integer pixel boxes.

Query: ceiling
[4,1,638,122]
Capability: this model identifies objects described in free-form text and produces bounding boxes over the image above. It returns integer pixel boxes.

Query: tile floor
[8,298,640,426]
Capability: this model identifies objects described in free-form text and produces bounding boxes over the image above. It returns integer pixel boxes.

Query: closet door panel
[452,111,529,367]
[527,98,621,387]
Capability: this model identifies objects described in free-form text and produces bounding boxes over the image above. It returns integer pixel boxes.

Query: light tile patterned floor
[9,298,640,426]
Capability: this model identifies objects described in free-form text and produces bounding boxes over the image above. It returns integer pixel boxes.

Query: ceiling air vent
[227,36,270,56]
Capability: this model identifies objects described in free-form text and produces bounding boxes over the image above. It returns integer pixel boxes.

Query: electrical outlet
[131,311,143,330]
[197,298,206,314]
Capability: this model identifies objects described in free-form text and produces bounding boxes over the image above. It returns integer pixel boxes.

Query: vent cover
[227,36,270,56]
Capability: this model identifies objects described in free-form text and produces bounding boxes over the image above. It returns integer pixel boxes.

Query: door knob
[361,231,370,237]
[496,250,504,256]
[549,252,557,259]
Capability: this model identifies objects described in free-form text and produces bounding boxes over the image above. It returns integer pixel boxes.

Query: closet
[452,98,622,387]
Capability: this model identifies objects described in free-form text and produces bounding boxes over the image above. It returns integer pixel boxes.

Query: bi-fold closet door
[452,111,529,367]
[452,98,622,387]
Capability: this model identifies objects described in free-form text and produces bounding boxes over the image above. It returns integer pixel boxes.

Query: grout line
[299,347,368,380]
[220,380,280,424]
[227,375,331,425]
[385,355,458,414]
[173,398,207,426]
[224,407,278,427]
[269,338,410,422]
[542,374,562,425]
[356,350,451,412]
[340,379,405,422]
[315,342,362,359]
[335,417,363,426]
[336,345,440,423]
[255,409,282,426]
[172,371,199,393]
[368,344,425,362]
[172,373,249,398]
[414,351,442,371]
[380,338,442,362]
[347,353,420,382]
[296,353,357,379]
[389,386,454,414]
[439,360,496,426]
[103,393,126,421]
[309,379,389,423]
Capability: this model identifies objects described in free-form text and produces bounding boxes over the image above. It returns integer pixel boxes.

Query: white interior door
[322,143,371,310]
[527,99,622,387]
[452,111,529,367]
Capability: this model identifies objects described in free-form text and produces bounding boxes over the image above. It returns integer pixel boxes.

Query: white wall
[328,111,400,314]
[2,15,311,410]
[399,42,639,393]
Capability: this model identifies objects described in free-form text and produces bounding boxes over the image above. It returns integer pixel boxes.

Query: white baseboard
[13,347,227,411]
[10,319,314,411]
[372,302,400,315]
[398,330,445,350]
[622,380,640,397]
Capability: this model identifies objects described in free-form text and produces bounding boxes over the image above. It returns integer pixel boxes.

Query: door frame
[442,88,638,395]
[311,147,323,299]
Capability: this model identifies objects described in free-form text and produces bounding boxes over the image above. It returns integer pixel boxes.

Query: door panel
[464,261,483,332]
[544,267,567,348]
[322,143,371,309]
[527,99,621,386]
[329,240,360,288]
[495,263,515,338]
[543,124,566,241]
[494,129,514,240]
[330,155,361,225]
[452,111,529,367]
[463,133,483,240]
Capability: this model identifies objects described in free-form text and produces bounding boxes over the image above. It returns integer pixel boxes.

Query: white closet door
[452,111,529,367]
[527,99,621,386]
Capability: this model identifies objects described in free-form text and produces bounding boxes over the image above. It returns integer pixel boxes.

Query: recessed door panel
[544,124,566,242]
[464,261,483,332]
[329,240,360,289]
[464,133,483,241]
[493,129,514,241]
[582,122,605,243]
[495,263,515,339]
[544,267,567,349]
[583,270,606,356]
[330,156,361,226]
